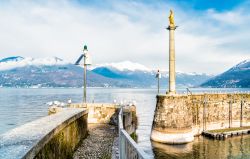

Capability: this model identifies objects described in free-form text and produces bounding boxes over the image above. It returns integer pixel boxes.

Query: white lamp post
[75,45,92,103]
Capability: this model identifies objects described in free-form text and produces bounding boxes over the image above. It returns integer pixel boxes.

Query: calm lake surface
[0,88,250,159]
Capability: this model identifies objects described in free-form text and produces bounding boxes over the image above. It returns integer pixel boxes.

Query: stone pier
[151,95,194,144]
[151,93,250,144]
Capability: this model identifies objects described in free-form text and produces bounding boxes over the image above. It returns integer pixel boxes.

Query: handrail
[118,108,151,159]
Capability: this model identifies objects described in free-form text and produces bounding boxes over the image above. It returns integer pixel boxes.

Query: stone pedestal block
[151,94,194,144]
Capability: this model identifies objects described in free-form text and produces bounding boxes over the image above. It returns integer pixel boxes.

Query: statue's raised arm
[169,10,175,26]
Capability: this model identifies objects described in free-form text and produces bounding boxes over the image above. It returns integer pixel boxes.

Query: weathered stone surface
[70,103,119,124]
[0,108,88,159]
[48,105,63,115]
[48,104,138,157]
[34,111,88,159]
[151,93,250,144]
[72,105,137,159]
[68,103,137,134]
[152,95,193,132]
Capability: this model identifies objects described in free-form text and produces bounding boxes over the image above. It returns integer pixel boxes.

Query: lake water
[0,88,250,158]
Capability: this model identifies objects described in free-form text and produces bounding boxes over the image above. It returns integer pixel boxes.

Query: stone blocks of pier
[151,95,194,144]
[0,109,88,159]
[50,103,137,135]
[86,103,118,124]
[151,93,250,144]
[69,103,137,127]
[34,110,88,159]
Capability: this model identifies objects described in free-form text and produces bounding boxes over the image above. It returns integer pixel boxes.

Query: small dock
[203,127,250,140]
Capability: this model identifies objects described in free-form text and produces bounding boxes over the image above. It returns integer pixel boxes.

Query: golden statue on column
[169,10,175,26]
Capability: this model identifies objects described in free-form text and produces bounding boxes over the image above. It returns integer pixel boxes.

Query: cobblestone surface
[73,124,118,159]
[111,137,119,159]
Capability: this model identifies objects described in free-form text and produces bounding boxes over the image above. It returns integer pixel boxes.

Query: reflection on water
[0,88,250,158]
[153,135,250,159]
[152,141,194,158]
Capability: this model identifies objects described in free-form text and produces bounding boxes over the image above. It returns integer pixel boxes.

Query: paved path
[73,124,118,159]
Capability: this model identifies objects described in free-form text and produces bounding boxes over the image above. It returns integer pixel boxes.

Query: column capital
[167,25,178,30]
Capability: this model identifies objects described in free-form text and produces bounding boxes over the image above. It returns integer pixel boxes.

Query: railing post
[196,102,199,126]
[119,108,124,159]
[240,99,243,127]
[203,94,207,131]
[229,97,231,128]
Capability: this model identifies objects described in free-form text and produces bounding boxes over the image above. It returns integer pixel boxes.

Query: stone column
[167,25,177,95]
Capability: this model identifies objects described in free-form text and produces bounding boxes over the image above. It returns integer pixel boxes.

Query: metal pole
[240,99,243,127]
[229,99,232,128]
[203,95,207,131]
[84,64,87,103]
[232,96,234,127]
[196,102,198,125]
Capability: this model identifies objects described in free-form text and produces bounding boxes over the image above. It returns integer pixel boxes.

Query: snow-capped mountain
[0,56,68,71]
[0,56,212,88]
[90,61,151,72]
[201,59,250,88]
[0,56,24,63]
[91,61,212,88]
[231,59,250,71]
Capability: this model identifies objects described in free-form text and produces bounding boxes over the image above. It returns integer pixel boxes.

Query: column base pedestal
[166,91,176,96]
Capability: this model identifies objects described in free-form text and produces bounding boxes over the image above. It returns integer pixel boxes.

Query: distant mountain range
[0,56,212,88]
[201,60,250,88]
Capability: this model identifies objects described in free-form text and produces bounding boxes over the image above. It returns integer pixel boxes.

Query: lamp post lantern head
[83,45,88,54]
[74,44,92,65]
[156,69,161,78]
[83,45,92,65]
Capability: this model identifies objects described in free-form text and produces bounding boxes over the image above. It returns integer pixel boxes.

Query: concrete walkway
[73,124,118,159]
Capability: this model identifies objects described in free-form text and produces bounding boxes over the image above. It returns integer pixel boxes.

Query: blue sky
[175,0,245,11]
[74,0,246,11]
[0,0,249,74]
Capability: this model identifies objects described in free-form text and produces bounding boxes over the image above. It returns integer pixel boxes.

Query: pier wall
[32,110,88,159]
[70,103,119,124]
[151,93,250,144]
[49,103,137,134]
[68,103,137,134]
[0,109,88,159]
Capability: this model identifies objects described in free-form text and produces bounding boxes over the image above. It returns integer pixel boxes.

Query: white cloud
[0,0,249,74]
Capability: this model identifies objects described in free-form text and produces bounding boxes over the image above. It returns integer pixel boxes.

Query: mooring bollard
[223,134,228,139]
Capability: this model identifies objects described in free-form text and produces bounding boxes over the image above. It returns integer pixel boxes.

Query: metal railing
[180,91,250,95]
[119,108,151,159]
